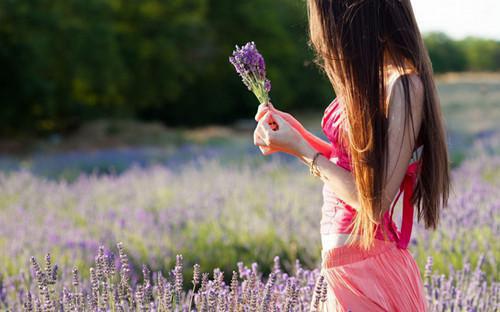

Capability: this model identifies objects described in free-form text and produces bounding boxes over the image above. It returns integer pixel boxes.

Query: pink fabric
[312,239,428,311]
[321,98,349,167]
[389,161,421,249]
[320,97,422,247]
[313,97,428,311]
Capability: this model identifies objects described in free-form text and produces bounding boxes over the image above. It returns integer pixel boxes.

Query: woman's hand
[253,111,309,157]
[254,102,307,155]
[254,102,305,132]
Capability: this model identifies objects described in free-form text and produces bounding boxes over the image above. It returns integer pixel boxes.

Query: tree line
[1,0,499,136]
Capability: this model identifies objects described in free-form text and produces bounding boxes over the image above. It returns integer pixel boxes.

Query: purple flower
[229,41,272,105]
[264,78,271,93]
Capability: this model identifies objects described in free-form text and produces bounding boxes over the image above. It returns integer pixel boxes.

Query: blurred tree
[423,32,467,73]
[0,0,128,135]
[0,2,499,137]
[461,37,500,71]
[139,0,332,126]
[116,0,216,124]
[0,0,333,135]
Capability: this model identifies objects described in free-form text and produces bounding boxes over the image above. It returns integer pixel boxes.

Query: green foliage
[424,32,500,73]
[460,37,500,71]
[0,1,499,136]
[424,32,467,73]
[0,0,331,136]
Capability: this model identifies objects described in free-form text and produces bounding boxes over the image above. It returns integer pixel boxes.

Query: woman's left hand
[253,111,308,157]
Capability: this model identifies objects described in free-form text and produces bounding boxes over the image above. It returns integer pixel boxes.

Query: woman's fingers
[256,112,275,145]
[253,124,268,146]
[254,113,269,145]
[254,134,267,147]
[255,102,275,121]
[260,146,273,155]
[272,113,287,128]
[261,112,276,138]
[255,104,268,121]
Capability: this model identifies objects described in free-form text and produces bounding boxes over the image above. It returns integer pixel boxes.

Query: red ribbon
[388,160,420,249]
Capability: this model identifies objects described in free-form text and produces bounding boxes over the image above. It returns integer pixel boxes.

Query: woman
[253,0,450,311]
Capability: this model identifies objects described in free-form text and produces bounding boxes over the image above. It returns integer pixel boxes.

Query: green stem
[187,284,196,311]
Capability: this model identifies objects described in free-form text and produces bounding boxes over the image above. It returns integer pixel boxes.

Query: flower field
[0,78,499,310]
[0,128,498,310]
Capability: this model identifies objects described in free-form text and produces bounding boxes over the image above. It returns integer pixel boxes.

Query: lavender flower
[0,125,498,310]
[321,279,328,303]
[229,41,272,105]
[174,254,183,305]
[3,243,500,311]
[193,263,201,287]
[312,275,324,311]
[262,272,276,311]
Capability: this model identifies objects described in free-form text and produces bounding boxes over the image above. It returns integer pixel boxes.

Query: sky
[410,0,500,40]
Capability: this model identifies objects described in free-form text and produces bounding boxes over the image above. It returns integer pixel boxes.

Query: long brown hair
[306,0,450,250]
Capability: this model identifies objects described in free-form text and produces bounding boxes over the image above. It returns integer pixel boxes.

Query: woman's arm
[298,128,332,158]
[297,144,360,209]
[296,74,424,212]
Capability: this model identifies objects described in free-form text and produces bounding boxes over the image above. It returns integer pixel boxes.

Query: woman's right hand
[254,102,308,155]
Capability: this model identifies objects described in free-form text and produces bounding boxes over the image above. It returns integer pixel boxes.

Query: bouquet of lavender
[229,41,272,105]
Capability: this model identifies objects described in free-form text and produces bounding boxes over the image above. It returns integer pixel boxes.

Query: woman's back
[319,69,424,251]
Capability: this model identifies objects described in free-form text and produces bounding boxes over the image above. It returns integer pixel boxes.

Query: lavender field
[0,78,499,310]
[0,131,498,310]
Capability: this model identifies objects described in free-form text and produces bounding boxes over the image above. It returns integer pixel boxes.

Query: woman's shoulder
[385,71,424,115]
[386,72,425,152]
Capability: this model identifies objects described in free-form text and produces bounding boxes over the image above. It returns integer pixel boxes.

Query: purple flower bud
[229,41,272,104]
[264,79,271,93]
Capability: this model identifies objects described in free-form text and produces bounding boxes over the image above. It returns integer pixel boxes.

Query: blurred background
[0,0,499,177]
[0,0,498,304]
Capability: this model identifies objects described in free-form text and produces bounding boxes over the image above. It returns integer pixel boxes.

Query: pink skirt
[311,239,428,312]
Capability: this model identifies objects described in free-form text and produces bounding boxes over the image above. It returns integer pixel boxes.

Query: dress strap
[388,160,421,249]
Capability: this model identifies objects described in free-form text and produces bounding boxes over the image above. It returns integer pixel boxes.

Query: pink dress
[312,97,428,312]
